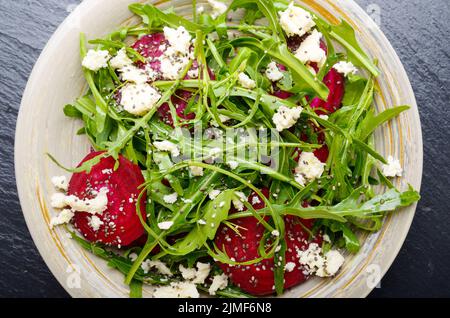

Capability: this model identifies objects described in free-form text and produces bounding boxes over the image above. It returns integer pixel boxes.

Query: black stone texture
[0,0,449,298]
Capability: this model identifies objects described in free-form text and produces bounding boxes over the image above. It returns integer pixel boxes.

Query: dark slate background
[0,0,449,298]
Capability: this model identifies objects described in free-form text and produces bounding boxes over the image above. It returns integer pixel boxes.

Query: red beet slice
[310,68,345,114]
[215,189,322,295]
[69,151,147,247]
[157,90,195,127]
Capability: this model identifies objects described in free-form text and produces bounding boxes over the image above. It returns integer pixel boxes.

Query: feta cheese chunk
[159,47,192,80]
[110,48,133,69]
[163,192,178,204]
[141,260,173,276]
[294,152,325,186]
[190,166,204,177]
[232,191,247,211]
[192,262,211,284]
[238,72,256,89]
[51,193,68,209]
[279,2,316,38]
[154,140,180,157]
[163,26,192,54]
[153,282,199,298]
[119,65,149,84]
[120,83,161,116]
[158,221,174,230]
[382,156,403,177]
[208,0,228,19]
[208,274,228,295]
[51,176,68,192]
[209,189,221,200]
[82,49,111,71]
[265,62,284,82]
[227,160,239,170]
[65,187,109,214]
[297,243,345,277]
[272,106,303,132]
[88,215,104,231]
[333,61,358,77]
[295,30,327,67]
[179,264,197,280]
[285,262,296,272]
[50,209,74,228]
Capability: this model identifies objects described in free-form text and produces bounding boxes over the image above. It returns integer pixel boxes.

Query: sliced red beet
[310,68,345,114]
[69,151,147,247]
[157,90,195,127]
[215,189,322,295]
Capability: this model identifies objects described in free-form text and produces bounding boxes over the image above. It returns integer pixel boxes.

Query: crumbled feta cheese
[319,114,329,121]
[119,64,149,84]
[295,30,327,67]
[209,189,221,200]
[285,262,296,272]
[187,68,199,79]
[82,49,111,71]
[159,47,192,80]
[110,48,133,69]
[50,209,74,228]
[382,156,403,177]
[278,2,316,37]
[88,215,104,231]
[153,281,199,298]
[66,187,109,214]
[192,262,211,284]
[297,243,344,277]
[158,221,174,230]
[323,234,331,243]
[333,61,358,77]
[271,230,280,237]
[154,140,180,157]
[272,106,303,132]
[251,195,261,205]
[51,176,68,192]
[120,83,161,116]
[163,192,178,204]
[265,61,284,82]
[198,219,207,225]
[238,72,256,89]
[163,26,192,54]
[232,191,247,211]
[129,253,138,262]
[208,274,228,295]
[51,193,68,209]
[227,160,239,170]
[211,114,231,127]
[208,0,228,19]
[197,5,205,14]
[294,152,326,186]
[179,264,197,280]
[190,166,204,177]
[141,260,173,276]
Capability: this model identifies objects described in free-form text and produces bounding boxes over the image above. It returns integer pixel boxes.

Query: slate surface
[0,0,449,298]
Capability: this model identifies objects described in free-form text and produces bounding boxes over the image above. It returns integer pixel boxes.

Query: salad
[48,0,420,298]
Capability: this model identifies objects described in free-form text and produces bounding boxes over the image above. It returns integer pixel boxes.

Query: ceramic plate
[15,0,423,298]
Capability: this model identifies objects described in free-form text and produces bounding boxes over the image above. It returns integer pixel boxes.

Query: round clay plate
[15,0,423,298]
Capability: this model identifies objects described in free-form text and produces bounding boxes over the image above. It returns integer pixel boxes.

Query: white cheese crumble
[119,65,150,84]
[120,83,161,116]
[333,61,358,77]
[238,72,256,89]
[197,5,205,14]
[50,209,74,228]
[153,282,199,298]
[209,189,221,200]
[82,49,111,71]
[297,243,344,277]
[154,140,180,157]
[109,48,133,69]
[51,176,68,192]
[208,0,228,19]
[88,215,104,231]
[272,106,303,132]
[179,264,197,280]
[232,191,247,211]
[319,114,329,121]
[295,29,326,67]
[163,192,178,204]
[192,262,211,284]
[227,160,239,170]
[141,260,173,276]
[279,2,316,38]
[208,273,228,295]
[382,156,403,177]
[158,221,174,230]
[50,188,109,215]
[163,26,192,54]
[129,253,138,262]
[198,219,207,225]
[265,61,284,82]
[285,262,296,272]
[251,195,261,205]
[190,166,204,177]
[187,68,199,79]
[294,152,326,186]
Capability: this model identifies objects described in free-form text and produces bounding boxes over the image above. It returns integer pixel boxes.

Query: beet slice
[215,189,322,295]
[310,68,345,114]
[69,151,147,247]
